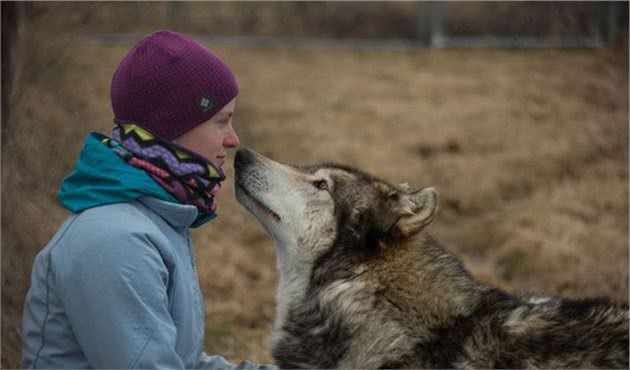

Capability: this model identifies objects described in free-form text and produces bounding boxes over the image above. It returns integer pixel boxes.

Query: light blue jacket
[21,133,275,369]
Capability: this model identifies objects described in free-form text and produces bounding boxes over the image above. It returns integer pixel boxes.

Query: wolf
[233,148,629,369]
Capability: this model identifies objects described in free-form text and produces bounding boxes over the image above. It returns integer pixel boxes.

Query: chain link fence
[14,2,630,49]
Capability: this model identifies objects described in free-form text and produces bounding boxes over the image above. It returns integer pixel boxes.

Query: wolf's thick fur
[233,148,629,369]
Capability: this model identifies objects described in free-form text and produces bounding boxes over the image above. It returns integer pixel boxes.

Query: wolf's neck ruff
[107,122,224,223]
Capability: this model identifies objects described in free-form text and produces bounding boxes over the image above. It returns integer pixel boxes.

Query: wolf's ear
[393,187,438,238]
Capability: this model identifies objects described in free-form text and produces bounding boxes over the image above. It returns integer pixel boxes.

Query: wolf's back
[408,296,630,369]
[497,298,629,369]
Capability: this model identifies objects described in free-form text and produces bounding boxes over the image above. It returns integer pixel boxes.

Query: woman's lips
[215,156,226,167]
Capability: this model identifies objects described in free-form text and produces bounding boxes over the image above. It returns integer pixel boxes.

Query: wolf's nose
[234,148,256,171]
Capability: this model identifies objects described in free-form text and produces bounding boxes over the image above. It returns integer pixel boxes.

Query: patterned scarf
[105,121,225,222]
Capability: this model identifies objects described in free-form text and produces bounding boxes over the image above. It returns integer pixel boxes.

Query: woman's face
[173,98,239,170]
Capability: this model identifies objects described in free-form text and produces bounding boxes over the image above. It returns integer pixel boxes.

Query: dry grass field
[2,11,628,368]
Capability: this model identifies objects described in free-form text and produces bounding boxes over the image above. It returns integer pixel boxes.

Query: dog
[233,148,629,369]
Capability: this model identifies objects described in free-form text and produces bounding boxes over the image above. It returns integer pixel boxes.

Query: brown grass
[2,12,628,368]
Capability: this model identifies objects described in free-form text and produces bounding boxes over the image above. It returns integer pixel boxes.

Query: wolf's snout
[234,148,257,172]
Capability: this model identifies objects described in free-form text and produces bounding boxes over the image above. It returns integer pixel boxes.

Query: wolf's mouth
[235,183,281,222]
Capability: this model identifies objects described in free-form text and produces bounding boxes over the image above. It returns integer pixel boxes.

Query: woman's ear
[393,187,438,238]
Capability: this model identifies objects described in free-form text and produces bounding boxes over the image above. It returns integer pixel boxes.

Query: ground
[2,33,628,366]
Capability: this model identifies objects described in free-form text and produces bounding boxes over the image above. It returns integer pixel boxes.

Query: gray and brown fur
[233,148,629,369]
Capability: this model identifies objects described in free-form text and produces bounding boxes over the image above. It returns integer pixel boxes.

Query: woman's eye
[314,180,328,191]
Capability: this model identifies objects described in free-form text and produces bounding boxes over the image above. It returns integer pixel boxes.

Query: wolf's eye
[313,180,329,191]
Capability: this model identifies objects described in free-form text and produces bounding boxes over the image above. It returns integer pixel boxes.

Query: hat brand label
[197,95,214,113]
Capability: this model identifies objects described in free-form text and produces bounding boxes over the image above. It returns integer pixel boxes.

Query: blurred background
[2,2,628,367]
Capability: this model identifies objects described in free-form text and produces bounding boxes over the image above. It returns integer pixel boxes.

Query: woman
[21,30,275,370]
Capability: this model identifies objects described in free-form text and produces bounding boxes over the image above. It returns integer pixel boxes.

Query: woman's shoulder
[51,201,172,258]
[75,199,186,238]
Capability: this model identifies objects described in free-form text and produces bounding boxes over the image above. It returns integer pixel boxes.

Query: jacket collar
[138,196,199,231]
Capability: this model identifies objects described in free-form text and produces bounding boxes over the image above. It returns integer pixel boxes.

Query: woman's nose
[224,126,240,148]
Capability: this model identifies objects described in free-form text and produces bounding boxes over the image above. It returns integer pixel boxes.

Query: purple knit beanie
[111,30,238,141]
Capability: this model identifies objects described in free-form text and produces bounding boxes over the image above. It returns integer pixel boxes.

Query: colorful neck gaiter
[107,121,225,222]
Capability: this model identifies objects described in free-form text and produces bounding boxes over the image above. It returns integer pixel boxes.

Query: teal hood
[58,132,214,227]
